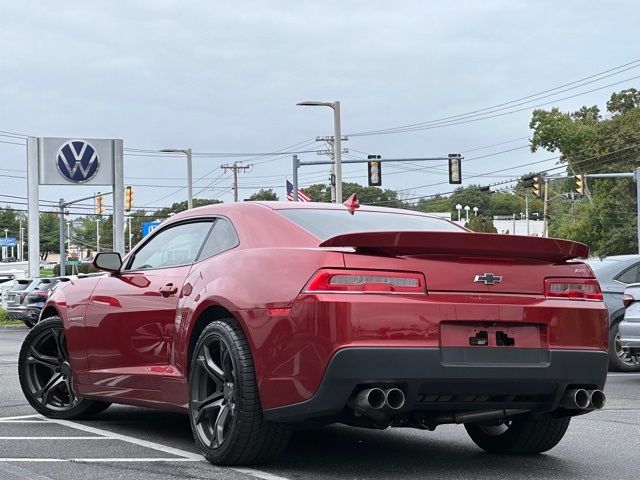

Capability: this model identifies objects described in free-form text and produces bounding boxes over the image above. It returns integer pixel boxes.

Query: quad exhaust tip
[589,389,606,410]
[348,387,386,411]
[561,388,606,410]
[348,387,406,412]
[562,388,591,410]
[385,388,405,410]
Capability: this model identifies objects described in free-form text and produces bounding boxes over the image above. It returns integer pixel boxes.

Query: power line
[348,59,640,136]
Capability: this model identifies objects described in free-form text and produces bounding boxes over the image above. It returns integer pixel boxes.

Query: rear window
[10,281,31,292]
[278,209,463,240]
[35,280,58,290]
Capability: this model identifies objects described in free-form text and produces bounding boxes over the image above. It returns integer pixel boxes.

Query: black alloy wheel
[191,332,237,449]
[189,320,291,465]
[18,317,110,419]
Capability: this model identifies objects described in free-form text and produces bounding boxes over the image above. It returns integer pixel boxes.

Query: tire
[608,321,640,372]
[22,317,35,329]
[18,317,111,419]
[188,319,291,465]
[465,415,571,455]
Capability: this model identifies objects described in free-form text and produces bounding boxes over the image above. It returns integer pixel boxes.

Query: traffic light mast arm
[59,191,113,208]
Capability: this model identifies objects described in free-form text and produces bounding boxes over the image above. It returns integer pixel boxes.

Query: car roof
[168,200,452,221]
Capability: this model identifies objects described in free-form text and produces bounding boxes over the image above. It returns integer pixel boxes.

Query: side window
[127,221,213,271]
[616,264,640,285]
[198,218,239,261]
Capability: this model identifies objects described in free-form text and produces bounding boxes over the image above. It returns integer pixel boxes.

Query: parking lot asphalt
[1,327,639,480]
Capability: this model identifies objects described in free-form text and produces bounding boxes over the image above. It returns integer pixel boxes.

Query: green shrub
[53,263,99,276]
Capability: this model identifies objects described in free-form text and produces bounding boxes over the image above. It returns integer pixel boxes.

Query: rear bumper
[619,319,640,354]
[262,347,608,423]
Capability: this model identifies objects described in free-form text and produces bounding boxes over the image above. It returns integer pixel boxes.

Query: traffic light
[522,174,535,189]
[95,194,104,215]
[367,155,382,186]
[533,176,542,198]
[448,154,462,184]
[575,175,584,195]
[125,186,134,211]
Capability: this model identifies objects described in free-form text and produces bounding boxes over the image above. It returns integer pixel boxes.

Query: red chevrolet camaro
[18,200,608,465]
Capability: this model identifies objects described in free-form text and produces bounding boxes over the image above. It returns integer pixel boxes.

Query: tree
[154,198,223,217]
[530,89,640,254]
[248,189,279,201]
[39,212,60,260]
[465,215,498,233]
[304,182,404,207]
[416,195,451,214]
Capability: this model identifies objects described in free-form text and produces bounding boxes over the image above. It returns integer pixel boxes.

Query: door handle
[159,283,179,297]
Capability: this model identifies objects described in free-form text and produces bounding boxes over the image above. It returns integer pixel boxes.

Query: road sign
[142,221,162,237]
[67,260,81,266]
[0,237,17,247]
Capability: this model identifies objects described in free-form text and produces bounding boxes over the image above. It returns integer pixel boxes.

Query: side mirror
[93,252,122,273]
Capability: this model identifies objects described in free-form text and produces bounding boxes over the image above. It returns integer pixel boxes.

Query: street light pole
[297,100,343,202]
[160,148,193,209]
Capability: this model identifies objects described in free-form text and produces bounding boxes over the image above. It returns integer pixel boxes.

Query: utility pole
[127,216,133,252]
[96,219,101,253]
[18,219,23,262]
[543,178,549,238]
[525,193,530,236]
[221,162,252,202]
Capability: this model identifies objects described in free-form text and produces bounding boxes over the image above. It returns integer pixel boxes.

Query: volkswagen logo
[56,140,100,183]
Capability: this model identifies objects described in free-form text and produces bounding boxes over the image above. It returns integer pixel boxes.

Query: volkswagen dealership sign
[26,136,125,277]
[37,137,117,186]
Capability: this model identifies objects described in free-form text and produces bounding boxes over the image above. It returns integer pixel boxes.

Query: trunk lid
[320,231,592,295]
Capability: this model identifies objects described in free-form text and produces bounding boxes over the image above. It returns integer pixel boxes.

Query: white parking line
[0,437,112,440]
[0,414,293,480]
[0,458,200,463]
[0,414,42,422]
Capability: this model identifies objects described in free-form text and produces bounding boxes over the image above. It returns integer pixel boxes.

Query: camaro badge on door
[474,273,503,285]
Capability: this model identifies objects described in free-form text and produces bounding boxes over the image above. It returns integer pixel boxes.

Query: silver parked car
[620,283,640,358]
[585,255,640,371]
[5,279,38,326]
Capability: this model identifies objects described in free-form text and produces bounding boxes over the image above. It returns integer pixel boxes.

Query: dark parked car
[585,255,640,371]
[6,279,38,326]
[24,277,69,326]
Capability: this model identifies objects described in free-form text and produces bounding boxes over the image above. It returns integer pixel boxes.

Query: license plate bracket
[440,323,546,348]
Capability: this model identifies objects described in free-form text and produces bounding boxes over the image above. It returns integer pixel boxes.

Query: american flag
[286,180,312,202]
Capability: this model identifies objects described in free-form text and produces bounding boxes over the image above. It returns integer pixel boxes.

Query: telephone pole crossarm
[221,162,252,202]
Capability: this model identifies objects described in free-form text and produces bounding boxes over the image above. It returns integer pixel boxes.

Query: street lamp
[160,148,193,209]
[296,100,343,202]
[455,204,462,222]
[464,205,470,222]
[473,206,479,216]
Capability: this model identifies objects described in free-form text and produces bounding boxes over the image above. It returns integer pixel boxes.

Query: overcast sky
[1,0,639,215]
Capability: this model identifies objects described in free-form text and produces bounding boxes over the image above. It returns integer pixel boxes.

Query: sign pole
[113,139,125,255]
[59,199,66,276]
[26,138,40,278]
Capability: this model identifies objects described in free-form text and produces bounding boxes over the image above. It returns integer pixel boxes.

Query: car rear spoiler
[319,231,589,262]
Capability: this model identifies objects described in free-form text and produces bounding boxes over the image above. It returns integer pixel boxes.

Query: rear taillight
[304,269,426,294]
[623,294,635,308]
[544,278,603,301]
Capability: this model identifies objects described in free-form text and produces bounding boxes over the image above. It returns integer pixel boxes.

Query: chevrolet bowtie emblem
[474,273,503,285]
